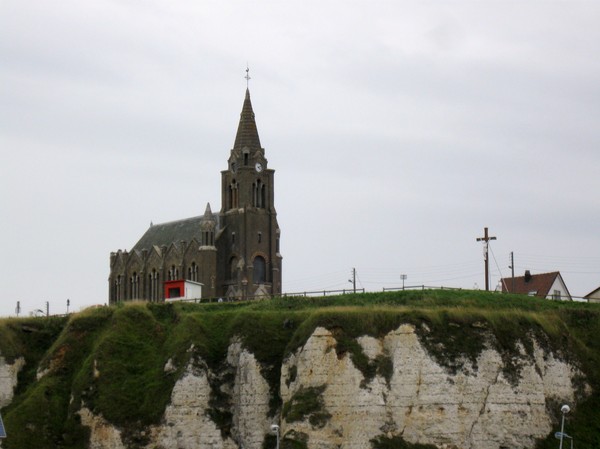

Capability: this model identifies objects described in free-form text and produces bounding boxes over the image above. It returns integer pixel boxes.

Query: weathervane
[245,64,251,88]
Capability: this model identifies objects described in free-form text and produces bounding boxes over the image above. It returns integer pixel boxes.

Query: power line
[487,243,506,291]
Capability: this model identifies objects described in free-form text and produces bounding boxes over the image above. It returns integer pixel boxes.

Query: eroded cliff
[72,324,584,449]
[0,293,598,449]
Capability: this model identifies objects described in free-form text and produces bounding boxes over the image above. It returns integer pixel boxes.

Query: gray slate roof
[132,216,204,252]
[233,89,262,151]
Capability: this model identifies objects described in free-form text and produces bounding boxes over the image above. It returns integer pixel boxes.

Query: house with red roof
[500,270,572,300]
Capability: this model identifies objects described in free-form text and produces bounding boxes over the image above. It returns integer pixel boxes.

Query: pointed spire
[202,203,216,223]
[233,88,262,151]
[201,202,216,230]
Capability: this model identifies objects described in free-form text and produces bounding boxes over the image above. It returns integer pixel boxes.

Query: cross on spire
[245,65,251,88]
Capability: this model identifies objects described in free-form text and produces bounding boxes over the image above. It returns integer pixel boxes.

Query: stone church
[108,88,282,303]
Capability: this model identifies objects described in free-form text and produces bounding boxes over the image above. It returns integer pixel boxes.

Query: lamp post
[270,424,280,449]
[558,404,570,449]
[555,432,573,449]
[400,274,407,290]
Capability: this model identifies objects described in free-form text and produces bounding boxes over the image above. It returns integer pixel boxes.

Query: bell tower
[217,86,282,299]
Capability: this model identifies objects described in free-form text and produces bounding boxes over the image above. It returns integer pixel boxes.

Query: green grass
[282,385,331,428]
[0,290,599,448]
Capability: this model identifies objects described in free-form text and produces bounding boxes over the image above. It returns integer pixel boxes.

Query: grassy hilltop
[1,290,599,448]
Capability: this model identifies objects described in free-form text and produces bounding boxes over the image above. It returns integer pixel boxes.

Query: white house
[584,286,600,303]
[501,270,572,300]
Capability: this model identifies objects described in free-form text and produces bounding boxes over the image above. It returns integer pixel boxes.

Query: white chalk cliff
[280,325,583,449]
[0,356,24,408]
[22,325,585,449]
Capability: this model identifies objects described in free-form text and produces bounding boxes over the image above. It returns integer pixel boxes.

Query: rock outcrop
[0,356,24,408]
[3,324,586,449]
[280,325,584,449]
[0,356,25,448]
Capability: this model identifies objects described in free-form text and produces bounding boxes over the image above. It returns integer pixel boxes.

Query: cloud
[1,1,600,315]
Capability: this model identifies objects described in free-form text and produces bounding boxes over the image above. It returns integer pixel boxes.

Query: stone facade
[108,89,282,303]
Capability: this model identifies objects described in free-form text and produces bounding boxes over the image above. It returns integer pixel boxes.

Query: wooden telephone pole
[476,227,497,291]
[349,268,356,293]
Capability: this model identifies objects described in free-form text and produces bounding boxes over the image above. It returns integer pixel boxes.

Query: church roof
[233,88,262,151]
[132,216,204,252]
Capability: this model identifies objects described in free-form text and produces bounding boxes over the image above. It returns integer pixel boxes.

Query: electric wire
[488,243,507,291]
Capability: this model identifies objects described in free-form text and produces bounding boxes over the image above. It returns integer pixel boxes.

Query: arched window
[130,272,139,299]
[253,256,266,284]
[202,230,214,247]
[229,180,239,209]
[168,265,179,281]
[116,275,122,301]
[149,269,160,301]
[252,179,266,208]
[188,262,198,282]
[230,257,238,280]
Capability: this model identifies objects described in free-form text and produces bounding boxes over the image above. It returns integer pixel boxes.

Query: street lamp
[558,404,570,449]
[270,424,280,449]
[400,274,407,290]
[555,432,573,449]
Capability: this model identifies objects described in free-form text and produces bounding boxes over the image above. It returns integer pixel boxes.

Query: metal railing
[281,288,366,298]
[382,285,464,292]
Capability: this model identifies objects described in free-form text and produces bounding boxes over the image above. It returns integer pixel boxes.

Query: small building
[164,280,203,301]
[501,270,572,300]
[584,286,600,303]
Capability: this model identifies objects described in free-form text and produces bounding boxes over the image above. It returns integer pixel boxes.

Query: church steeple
[218,82,281,300]
[233,89,262,152]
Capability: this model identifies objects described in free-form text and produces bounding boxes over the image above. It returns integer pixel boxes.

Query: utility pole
[348,268,356,294]
[476,227,497,291]
[508,252,515,293]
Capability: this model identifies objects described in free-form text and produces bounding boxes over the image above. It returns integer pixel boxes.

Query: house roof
[500,271,568,298]
[584,286,600,299]
[132,216,204,252]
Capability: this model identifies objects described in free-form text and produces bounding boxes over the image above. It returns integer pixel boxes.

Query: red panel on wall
[164,280,185,300]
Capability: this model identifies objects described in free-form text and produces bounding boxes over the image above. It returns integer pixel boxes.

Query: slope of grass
[0,290,598,448]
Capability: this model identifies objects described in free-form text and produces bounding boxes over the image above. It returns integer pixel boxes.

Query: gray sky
[2,1,599,316]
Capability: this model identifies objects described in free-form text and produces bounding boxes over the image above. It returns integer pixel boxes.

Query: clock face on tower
[255,162,263,172]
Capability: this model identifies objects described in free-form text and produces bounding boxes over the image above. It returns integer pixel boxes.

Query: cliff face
[0,356,25,449]
[280,325,582,449]
[0,356,24,408]
[2,296,598,449]
[60,324,585,449]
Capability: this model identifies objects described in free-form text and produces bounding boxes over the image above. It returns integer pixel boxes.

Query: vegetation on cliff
[0,290,598,448]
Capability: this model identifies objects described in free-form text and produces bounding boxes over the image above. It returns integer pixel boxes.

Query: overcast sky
[1,1,599,316]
